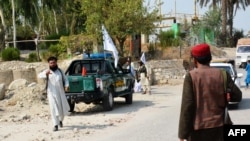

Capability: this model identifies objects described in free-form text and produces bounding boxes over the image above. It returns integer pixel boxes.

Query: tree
[202,8,221,45]
[0,0,9,51]
[198,0,250,46]
[197,0,219,10]
[197,0,227,46]
[11,0,16,48]
[82,0,158,56]
[0,0,9,36]
[221,0,227,46]
[228,0,250,46]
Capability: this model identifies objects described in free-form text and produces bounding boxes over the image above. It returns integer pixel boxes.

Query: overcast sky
[145,0,250,35]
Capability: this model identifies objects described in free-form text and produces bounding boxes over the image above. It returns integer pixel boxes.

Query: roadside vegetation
[0,0,248,62]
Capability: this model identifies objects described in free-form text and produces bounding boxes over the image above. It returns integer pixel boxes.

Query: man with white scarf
[38,56,70,131]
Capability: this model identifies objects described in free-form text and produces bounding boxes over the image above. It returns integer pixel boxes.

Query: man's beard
[50,65,58,72]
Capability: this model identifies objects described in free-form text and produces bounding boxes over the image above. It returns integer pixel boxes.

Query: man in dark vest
[178,43,242,141]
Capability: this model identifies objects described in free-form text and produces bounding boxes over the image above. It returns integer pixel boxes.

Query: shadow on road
[70,100,154,116]
[61,123,110,131]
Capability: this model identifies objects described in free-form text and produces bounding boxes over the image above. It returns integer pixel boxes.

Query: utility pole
[192,0,199,25]
[158,0,162,29]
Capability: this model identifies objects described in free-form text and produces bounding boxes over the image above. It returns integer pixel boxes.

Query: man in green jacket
[178,43,242,141]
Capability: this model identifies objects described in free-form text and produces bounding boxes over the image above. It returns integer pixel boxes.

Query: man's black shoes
[53,121,63,131]
[59,121,63,128]
[53,125,58,131]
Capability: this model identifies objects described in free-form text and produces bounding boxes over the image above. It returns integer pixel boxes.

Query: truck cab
[65,53,135,112]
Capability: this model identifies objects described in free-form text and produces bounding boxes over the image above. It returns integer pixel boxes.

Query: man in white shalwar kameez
[137,61,151,94]
[38,56,70,131]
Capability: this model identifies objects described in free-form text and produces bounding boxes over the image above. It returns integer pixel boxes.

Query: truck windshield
[237,46,250,53]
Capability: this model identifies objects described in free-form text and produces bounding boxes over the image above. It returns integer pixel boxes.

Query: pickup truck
[65,53,135,112]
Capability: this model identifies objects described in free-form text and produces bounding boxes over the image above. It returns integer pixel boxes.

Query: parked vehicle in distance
[235,38,250,68]
[210,60,243,105]
[65,53,135,112]
[210,62,242,88]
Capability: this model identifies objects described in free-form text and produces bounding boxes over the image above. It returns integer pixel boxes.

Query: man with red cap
[178,43,242,141]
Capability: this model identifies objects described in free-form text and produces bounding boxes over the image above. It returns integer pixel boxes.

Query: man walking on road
[38,56,70,131]
[178,43,242,141]
[245,60,250,89]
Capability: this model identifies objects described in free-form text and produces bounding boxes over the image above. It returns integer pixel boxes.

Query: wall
[133,59,186,85]
[0,60,186,87]
[149,59,186,85]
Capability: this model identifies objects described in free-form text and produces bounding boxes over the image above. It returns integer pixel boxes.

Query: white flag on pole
[140,52,146,64]
[102,25,119,67]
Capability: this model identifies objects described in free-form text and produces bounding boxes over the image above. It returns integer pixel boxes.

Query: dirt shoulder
[0,84,183,141]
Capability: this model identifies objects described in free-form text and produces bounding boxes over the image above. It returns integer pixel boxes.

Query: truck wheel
[125,84,133,104]
[125,93,133,104]
[67,98,75,112]
[103,91,114,111]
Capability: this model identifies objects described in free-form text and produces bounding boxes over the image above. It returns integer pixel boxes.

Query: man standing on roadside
[178,43,242,141]
[137,61,151,94]
[38,56,70,131]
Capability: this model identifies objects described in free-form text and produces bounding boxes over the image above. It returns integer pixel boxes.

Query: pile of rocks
[4,79,44,107]
[0,60,72,108]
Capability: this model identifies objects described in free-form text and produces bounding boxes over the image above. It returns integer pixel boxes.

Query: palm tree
[228,0,250,46]
[197,0,227,46]
[221,0,227,46]
[198,0,250,46]
[197,0,219,10]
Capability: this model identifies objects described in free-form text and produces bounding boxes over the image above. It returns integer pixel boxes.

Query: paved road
[84,85,183,141]
[230,67,250,125]
[83,72,250,141]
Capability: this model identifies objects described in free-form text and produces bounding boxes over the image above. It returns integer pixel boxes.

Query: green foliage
[187,8,221,46]
[38,42,48,50]
[159,30,181,47]
[44,34,62,49]
[48,44,64,58]
[81,0,158,56]
[60,34,96,54]
[202,8,221,30]
[40,43,67,61]
[232,29,244,47]
[40,51,54,62]
[25,52,38,62]
[16,25,35,39]
[1,47,20,61]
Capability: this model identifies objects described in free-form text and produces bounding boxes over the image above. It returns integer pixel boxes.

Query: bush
[48,44,61,57]
[40,43,67,61]
[159,30,175,47]
[25,52,38,62]
[1,47,20,61]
